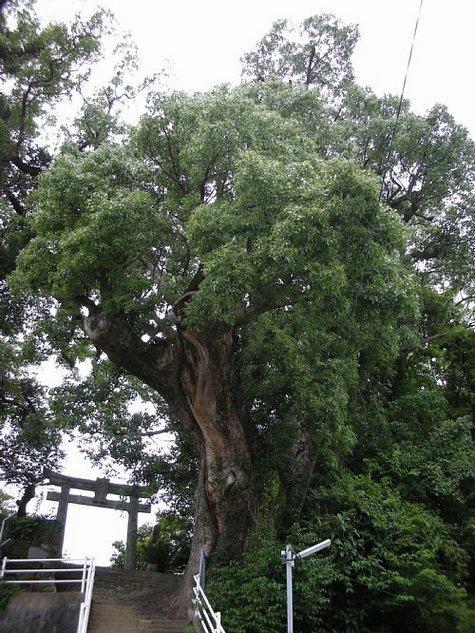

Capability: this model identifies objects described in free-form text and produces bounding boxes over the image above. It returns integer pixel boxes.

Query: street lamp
[281,538,331,633]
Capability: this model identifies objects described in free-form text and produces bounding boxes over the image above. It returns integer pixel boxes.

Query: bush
[206,473,474,633]
[5,516,60,559]
[111,512,191,572]
[206,542,287,633]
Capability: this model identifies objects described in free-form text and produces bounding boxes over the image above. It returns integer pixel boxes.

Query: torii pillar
[45,471,152,570]
[126,497,139,571]
[55,483,70,561]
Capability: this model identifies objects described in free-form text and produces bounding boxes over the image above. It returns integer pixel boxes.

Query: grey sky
[24,0,475,565]
[36,0,475,135]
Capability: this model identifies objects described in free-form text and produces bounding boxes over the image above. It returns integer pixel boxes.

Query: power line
[348,0,426,326]
[379,0,425,202]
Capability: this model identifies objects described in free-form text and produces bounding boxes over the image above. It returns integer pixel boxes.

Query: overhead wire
[347,0,425,329]
[378,0,425,202]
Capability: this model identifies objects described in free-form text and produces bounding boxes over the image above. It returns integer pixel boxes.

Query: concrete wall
[0,591,81,633]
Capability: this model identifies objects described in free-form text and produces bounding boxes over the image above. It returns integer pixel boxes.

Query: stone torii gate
[45,471,151,570]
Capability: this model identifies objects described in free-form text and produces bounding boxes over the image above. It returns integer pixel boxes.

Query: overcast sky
[35,0,475,135]
[22,0,475,565]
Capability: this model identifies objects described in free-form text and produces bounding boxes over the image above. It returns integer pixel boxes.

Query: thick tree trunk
[84,314,255,601]
[279,423,317,530]
[178,327,254,560]
[176,326,255,611]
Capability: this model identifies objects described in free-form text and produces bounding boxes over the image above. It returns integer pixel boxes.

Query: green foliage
[0,336,63,488]
[14,87,413,350]
[207,542,287,633]
[0,0,108,221]
[111,513,191,572]
[210,473,474,633]
[369,414,474,505]
[4,515,60,558]
[241,15,358,95]
[312,473,473,633]
[242,24,475,303]
[0,489,14,517]
[23,148,162,313]
[0,0,109,499]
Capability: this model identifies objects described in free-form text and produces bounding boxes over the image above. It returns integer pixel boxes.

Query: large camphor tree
[7,10,475,625]
[14,90,416,570]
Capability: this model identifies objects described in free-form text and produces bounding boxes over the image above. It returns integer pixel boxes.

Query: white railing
[193,573,226,633]
[77,558,96,633]
[0,556,95,633]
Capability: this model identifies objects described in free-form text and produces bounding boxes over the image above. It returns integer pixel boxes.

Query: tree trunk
[179,327,254,559]
[16,483,36,518]
[279,422,317,531]
[84,314,255,599]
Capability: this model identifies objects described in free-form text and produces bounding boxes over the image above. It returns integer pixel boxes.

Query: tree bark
[279,421,317,530]
[84,313,255,596]
[179,327,254,556]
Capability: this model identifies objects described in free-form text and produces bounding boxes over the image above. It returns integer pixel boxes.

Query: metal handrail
[77,558,96,633]
[0,556,96,633]
[193,573,226,633]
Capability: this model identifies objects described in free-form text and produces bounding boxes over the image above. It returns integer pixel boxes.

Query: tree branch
[74,294,99,315]
[5,189,27,215]
[138,429,172,437]
[454,295,475,307]
[172,263,204,318]
[232,291,317,325]
[83,311,176,401]
[10,155,43,177]
[304,45,316,87]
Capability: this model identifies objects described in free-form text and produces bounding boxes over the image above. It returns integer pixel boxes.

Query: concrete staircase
[87,568,188,633]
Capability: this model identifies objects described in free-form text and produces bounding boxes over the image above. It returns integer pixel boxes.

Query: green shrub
[206,473,474,633]
[206,542,286,633]
[6,515,60,559]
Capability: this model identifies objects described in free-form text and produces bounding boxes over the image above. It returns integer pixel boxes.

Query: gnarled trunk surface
[179,328,254,556]
[84,313,255,602]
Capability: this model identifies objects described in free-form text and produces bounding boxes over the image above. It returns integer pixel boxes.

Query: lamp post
[281,538,331,633]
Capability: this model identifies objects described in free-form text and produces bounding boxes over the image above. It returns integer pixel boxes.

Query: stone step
[93,581,177,589]
[89,615,138,621]
[94,569,179,580]
[89,614,138,620]
[88,625,138,630]
[95,579,178,585]
[88,621,188,632]
[86,570,187,633]
[95,579,175,584]
[87,597,188,632]
[90,599,134,606]
[94,583,176,593]
[88,623,187,630]
[94,584,176,589]
[139,621,188,631]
